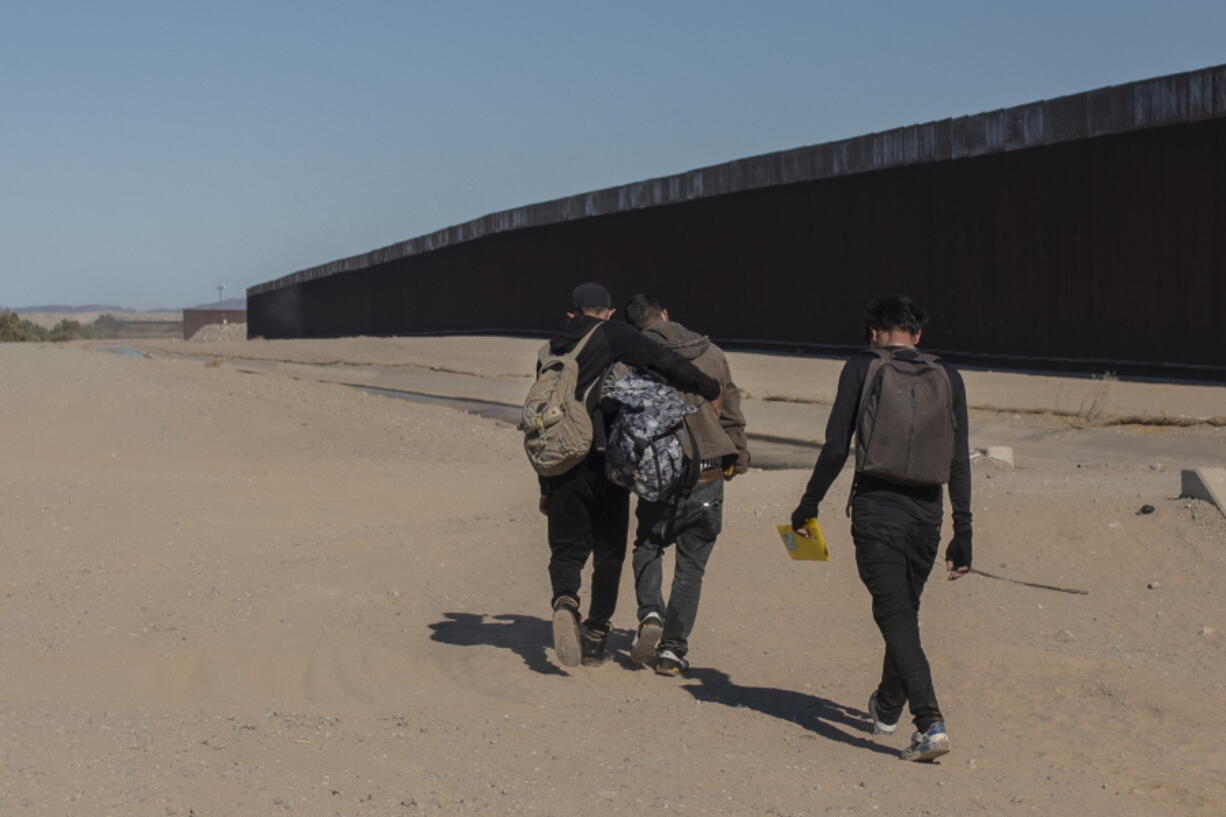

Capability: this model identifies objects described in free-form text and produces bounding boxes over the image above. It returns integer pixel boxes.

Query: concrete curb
[1180,467,1226,516]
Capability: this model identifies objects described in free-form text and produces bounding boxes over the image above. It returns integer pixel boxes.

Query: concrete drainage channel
[110,347,821,470]
[352,385,819,470]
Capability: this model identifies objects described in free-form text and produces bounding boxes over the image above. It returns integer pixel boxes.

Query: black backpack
[854,348,955,486]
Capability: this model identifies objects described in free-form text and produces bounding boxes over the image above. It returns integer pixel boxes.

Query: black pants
[546,455,629,631]
[632,477,723,658]
[852,516,944,731]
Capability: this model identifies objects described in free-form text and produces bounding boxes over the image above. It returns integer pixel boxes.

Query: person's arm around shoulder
[606,321,721,401]
[943,364,973,580]
[791,354,868,535]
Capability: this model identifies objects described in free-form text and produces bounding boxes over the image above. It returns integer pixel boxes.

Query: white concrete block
[985,446,1014,467]
[1180,467,1226,516]
[974,446,1014,466]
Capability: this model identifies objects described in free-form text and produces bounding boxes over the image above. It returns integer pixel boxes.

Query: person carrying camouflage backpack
[529,283,720,670]
[622,294,750,677]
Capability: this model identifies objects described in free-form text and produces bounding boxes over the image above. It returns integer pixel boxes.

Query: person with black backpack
[525,283,721,669]
[790,295,972,763]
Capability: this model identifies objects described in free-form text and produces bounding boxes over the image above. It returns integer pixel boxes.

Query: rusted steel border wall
[250,65,1226,378]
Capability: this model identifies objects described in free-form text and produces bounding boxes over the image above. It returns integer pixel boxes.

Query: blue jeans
[631,478,724,658]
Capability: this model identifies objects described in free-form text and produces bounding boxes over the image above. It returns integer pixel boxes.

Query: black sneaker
[629,612,664,666]
[551,596,582,668]
[654,649,689,677]
[580,627,610,667]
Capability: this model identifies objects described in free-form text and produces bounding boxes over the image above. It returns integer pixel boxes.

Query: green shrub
[48,319,84,342]
[0,310,26,341]
[0,311,47,342]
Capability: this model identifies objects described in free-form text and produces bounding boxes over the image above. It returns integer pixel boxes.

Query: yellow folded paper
[777,519,830,561]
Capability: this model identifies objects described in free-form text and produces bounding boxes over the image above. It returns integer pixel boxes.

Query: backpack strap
[855,348,892,425]
[846,348,890,516]
[539,322,602,367]
[571,323,602,359]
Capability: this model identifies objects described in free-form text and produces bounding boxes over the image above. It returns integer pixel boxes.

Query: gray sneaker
[900,722,950,762]
[868,691,900,735]
[629,612,664,666]
[551,596,582,668]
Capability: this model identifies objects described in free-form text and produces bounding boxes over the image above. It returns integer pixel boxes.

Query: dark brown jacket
[640,320,750,473]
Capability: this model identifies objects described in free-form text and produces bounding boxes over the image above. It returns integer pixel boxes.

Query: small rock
[1151,463,1163,470]
[1147,582,1159,590]
[1201,626,1215,638]
[1054,630,1075,642]
[1137,504,1155,515]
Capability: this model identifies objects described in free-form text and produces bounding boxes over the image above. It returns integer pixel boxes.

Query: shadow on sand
[679,667,899,757]
[428,612,634,677]
[428,612,567,676]
[429,615,895,756]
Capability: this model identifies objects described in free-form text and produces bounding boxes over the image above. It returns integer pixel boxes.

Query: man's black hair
[864,295,929,337]
[624,293,666,329]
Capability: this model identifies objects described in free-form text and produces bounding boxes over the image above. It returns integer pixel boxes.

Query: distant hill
[188,297,246,311]
[12,304,132,314]
[4,299,245,314]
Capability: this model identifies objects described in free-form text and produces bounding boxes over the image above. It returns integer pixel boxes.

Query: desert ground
[1,338,1224,816]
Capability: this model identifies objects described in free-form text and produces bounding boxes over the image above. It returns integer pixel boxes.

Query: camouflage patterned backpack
[602,371,697,502]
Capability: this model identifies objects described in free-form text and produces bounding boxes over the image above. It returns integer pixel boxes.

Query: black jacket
[547,314,721,402]
[801,347,972,531]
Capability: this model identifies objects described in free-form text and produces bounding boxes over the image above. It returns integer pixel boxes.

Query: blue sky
[1,1,1222,309]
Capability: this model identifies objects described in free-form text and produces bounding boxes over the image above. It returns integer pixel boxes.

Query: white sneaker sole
[551,608,582,668]
[868,693,899,735]
[901,733,950,762]
[629,618,664,666]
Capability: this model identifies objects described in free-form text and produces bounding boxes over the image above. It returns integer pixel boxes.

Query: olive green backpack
[519,325,600,476]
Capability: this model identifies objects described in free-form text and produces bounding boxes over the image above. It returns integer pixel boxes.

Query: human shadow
[679,667,899,757]
[428,612,635,677]
[428,612,568,676]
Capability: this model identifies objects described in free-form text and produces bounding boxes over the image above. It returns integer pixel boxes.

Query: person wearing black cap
[540,282,722,668]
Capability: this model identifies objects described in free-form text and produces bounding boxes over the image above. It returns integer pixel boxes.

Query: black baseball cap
[571,282,612,309]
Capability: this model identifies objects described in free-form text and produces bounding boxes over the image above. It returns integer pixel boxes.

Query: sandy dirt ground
[2,341,1224,816]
